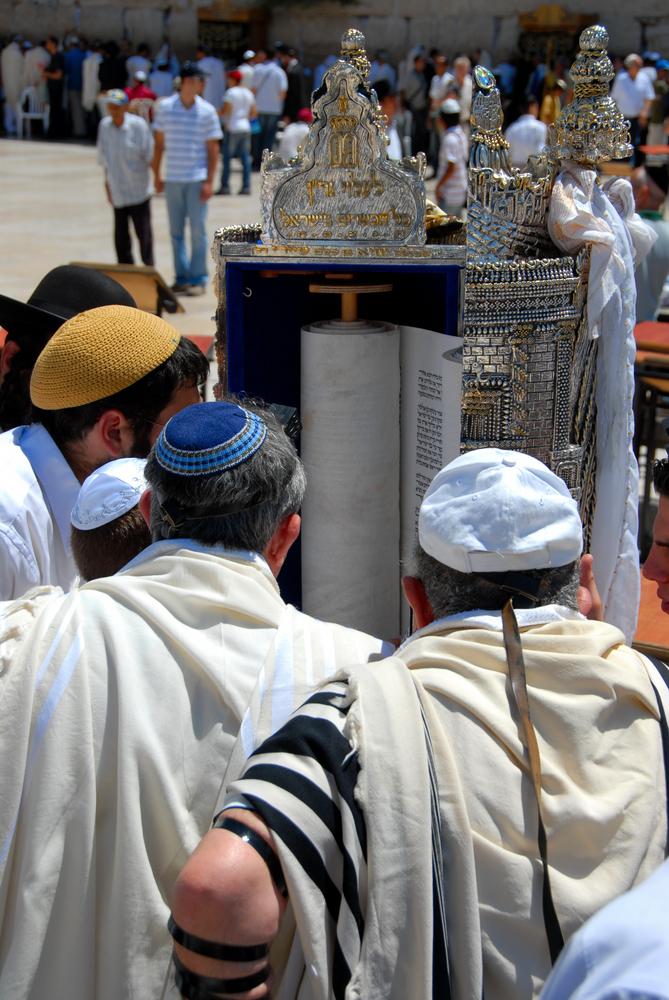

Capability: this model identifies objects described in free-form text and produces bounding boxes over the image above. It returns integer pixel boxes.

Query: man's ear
[139,488,152,529]
[0,338,20,378]
[264,513,301,577]
[95,409,136,459]
[402,576,435,631]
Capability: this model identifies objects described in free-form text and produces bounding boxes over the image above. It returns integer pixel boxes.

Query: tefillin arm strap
[169,816,287,998]
[502,599,565,965]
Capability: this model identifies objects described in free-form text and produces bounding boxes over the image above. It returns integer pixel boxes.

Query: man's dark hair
[653,457,669,497]
[440,110,460,128]
[144,400,306,553]
[374,79,394,103]
[522,97,539,115]
[0,326,52,429]
[414,546,580,617]
[71,506,151,581]
[34,337,208,456]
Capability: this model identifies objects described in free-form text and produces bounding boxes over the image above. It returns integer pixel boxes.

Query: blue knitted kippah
[155,402,267,476]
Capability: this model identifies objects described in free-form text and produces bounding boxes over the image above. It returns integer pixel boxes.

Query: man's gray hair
[413,545,580,617]
[145,403,306,553]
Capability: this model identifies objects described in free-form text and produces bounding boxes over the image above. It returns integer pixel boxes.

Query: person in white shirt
[540,859,669,1000]
[81,41,102,130]
[125,42,151,87]
[219,69,255,194]
[435,97,468,217]
[195,43,225,110]
[0,291,205,601]
[429,54,455,169]
[277,106,312,160]
[152,62,223,295]
[97,89,154,265]
[505,98,548,167]
[22,40,49,102]
[148,59,174,98]
[453,55,473,130]
[1,36,23,135]
[251,47,287,168]
[237,49,256,88]
[611,53,655,162]
[0,399,391,1000]
[374,80,403,159]
[369,50,397,90]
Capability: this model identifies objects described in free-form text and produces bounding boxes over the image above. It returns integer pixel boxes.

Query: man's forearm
[206,141,219,184]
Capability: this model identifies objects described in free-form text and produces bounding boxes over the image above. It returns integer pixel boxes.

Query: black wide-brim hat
[0,265,136,345]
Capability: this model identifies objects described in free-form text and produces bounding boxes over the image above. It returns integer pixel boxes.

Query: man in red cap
[219,68,256,195]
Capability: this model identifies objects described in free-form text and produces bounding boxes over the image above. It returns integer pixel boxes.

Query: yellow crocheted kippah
[30,305,181,410]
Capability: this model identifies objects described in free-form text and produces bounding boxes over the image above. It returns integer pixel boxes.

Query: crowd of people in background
[1,33,668,292]
[1,34,668,176]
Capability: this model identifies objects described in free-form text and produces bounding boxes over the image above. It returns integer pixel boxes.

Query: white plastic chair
[16,87,49,138]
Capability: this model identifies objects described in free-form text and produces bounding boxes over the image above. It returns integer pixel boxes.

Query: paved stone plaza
[0,136,262,340]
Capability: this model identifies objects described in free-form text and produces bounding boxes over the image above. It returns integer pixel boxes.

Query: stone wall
[1,0,667,63]
[0,0,200,57]
[269,0,669,65]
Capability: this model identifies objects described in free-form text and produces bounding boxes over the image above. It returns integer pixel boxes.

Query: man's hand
[578,553,603,620]
[154,176,164,194]
[105,181,112,205]
[201,180,213,201]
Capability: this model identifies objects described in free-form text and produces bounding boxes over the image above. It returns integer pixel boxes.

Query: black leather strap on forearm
[168,915,269,962]
[173,952,270,999]
[213,813,287,897]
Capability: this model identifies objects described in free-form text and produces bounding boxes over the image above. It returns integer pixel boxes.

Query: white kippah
[419,448,583,573]
[71,458,148,530]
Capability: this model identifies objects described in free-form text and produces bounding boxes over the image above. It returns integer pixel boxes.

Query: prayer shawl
[548,166,656,641]
[226,611,667,1000]
[0,540,388,1000]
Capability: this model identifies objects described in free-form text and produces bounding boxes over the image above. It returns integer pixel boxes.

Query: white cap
[418,448,583,573]
[243,49,256,60]
[71,458,148,531]
[440,97,461,115]
[134,69,147,81]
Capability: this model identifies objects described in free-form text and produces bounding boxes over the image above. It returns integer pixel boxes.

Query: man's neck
[62,440,99,484]
[180,92,196,108]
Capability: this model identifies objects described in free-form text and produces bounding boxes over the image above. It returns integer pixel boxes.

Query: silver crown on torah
[258,29,426,246]
[460,24,628,537]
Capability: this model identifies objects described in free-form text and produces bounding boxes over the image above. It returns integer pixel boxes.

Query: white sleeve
[0,524,38,601]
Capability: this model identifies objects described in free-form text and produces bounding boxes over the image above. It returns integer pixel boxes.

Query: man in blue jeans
[152,62,222,296]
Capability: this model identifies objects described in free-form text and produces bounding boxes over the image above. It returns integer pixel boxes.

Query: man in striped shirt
[170,449,668,1000]
[153,62,222,296]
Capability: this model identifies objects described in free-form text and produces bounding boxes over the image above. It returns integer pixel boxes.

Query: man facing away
[0,399,391,1000]
[153,61,222,296]
[0,304,206,599]
[505,97,549,168]
[251,48,287,169]
[611,53,655,162]
[1,35,23,135]
[97,89,154,266]
[171,448,667,1000]
[219,69,255,195]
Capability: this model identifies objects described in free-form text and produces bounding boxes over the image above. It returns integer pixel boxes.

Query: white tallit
[548,165,656,640]
[0,540,388,1000]
[256,609,667,1000]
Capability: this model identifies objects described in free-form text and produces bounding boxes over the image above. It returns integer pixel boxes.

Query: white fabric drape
[548,164,656,640]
